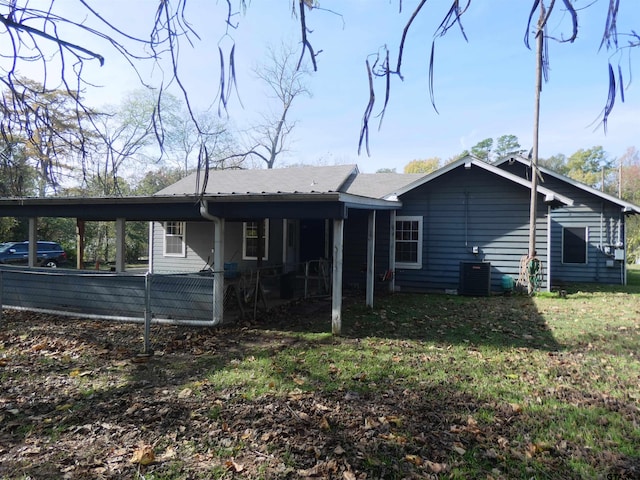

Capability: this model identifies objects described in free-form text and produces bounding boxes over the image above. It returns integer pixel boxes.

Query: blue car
[0,241,68,268]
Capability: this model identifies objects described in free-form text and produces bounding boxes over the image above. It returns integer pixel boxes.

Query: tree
[618,147,640,263]
[470,139,493,162]
[404,158,440,174]
[87,90,158,196]
[164,108,236,175]
[134,168,186,196]
[235,43,312,169]
[1,78,96,196]
[0,139,36,197]
[619,147,640,201]
[0,2,637,180]
[565,147,614,190]
[539,153,569,176]
[494,135,525,160]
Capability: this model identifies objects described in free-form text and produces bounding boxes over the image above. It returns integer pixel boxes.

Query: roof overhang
[0,191,401,222]
[495,155,640,214]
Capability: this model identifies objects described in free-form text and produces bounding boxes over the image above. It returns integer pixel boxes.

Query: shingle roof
[345,173,425,199]
[156,164,359,196]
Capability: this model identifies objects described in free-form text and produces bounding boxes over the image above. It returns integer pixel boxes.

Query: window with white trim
[243,220,269,260]
[395,216,423,268]
[562,226,588,264]
[164,221,186,257]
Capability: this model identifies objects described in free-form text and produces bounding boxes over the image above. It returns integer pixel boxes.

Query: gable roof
[494,155,640,214]
[391,155,574,206]
[156,164,360,196]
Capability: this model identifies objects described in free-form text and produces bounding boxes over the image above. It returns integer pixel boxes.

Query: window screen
[562,227,587,264]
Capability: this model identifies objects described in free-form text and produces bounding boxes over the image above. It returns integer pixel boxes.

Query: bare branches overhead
[0,0,637,188]
[355,0,637,155]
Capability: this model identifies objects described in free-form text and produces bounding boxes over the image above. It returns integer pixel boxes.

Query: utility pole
[528,2,544,295]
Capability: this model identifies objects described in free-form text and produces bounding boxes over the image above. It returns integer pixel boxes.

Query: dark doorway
[299,219,327,262]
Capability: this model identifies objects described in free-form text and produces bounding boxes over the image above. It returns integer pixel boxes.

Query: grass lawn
[0,269,638,479]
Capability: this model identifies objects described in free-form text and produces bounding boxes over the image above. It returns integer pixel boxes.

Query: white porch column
[366,210,376,308]
[28,218,37,268]
[389,210,396,293]
[331,218,344,335]
[115,218,126,273]
[213,218,225,322]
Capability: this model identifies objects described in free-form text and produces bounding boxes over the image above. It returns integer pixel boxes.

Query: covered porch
[0,191,401,335]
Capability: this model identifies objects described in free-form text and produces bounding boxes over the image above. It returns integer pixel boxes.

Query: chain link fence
[0,260,332,352]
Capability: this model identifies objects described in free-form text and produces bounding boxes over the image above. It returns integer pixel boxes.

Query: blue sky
[26,0,640,173]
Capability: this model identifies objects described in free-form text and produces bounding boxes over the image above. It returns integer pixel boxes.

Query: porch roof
[0,165,403,221]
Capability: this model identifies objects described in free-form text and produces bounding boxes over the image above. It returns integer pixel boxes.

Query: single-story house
[150,155,639,295]
[0,156,638,332]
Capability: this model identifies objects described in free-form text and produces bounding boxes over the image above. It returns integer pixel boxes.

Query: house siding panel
[394,167,548,293]
[151,219,285,275]
[499,162,626,285]
[343,210,391,290]
[152,221,214,274]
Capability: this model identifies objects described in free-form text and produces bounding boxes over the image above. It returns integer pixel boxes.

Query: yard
[0,271,639,479]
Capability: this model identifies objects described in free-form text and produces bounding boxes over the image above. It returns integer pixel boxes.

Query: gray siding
[151,221,214,274]
[499,163,626,285]
[395,167,548,293]
[151,219,285,275]
[343,210,392,290]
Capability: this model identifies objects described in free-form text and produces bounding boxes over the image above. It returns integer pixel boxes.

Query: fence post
[143,272,152,355]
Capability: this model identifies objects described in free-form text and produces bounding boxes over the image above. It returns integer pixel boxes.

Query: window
[243,220,269,260]
[164,221,186,256]
[395,216,423,268]
[562,226,587,264]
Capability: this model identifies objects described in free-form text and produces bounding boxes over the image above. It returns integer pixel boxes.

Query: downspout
[200,199,224,325]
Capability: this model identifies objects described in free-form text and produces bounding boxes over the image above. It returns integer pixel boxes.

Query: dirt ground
[0,298,638,479]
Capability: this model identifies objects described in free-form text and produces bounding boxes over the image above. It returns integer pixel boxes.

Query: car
[0,241,68,268]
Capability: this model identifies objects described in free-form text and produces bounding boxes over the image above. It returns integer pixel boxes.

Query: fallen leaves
[0,301,638,480]
[225,458,244,472]
[130,445,155,465]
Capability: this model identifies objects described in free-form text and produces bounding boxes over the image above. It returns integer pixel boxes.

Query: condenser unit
[459,262,491,296]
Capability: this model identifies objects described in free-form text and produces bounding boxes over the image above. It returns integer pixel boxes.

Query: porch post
[213,218,225,322]
[389,210,396,293]
[366,210,376,308]
[115,218,126,273]
[282,219,288,269]
[331,218,344,335]
[76,220,85,270]
[28,217,37,268]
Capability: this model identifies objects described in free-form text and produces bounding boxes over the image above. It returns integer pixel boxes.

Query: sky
[10,0,640,173]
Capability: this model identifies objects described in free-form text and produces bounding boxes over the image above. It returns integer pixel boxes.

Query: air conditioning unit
[459,262,491,296]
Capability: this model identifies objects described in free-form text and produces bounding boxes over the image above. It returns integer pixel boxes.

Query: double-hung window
[395,216,423,269]
[164,221,186,257]
[243,220,269,260]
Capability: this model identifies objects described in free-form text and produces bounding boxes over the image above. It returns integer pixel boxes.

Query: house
[0,157,637,332]
[151,157,639,297]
